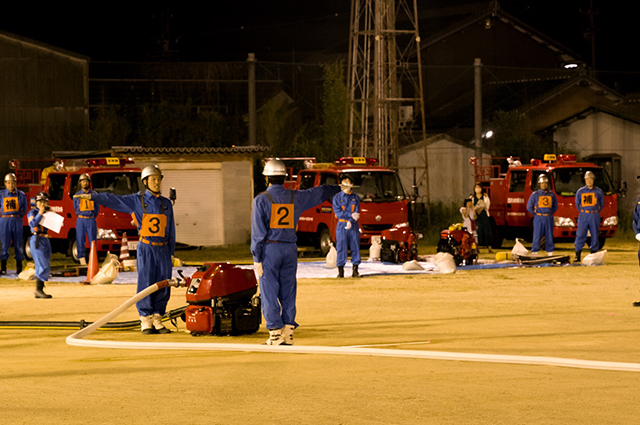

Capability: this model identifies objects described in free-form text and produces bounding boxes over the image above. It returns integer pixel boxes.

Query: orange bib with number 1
[270,204,294,229]
[140,214,167,237]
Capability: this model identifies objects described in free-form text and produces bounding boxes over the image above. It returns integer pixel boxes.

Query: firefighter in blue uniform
[73,173,100,265]
[633,186,640,306]
[28,192,53,298]
[526,174,558,256]
[333,176,361,278]
[75,165,175,335]
[251,159,340,345]
[0,173,27,275]
[574,171,604,262]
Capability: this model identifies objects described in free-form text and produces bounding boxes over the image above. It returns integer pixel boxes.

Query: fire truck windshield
[551,167,614,196]
[340,171,405,202]
[90,172,142,196]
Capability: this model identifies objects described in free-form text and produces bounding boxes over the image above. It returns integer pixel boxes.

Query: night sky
[1,0,636,72]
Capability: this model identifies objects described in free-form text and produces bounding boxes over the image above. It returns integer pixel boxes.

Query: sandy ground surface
[2,241,640,424]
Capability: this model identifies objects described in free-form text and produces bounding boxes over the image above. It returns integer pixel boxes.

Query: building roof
[0,30,90,62]
[111,145,270,156]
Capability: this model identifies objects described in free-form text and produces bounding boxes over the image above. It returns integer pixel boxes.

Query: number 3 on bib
[140,214,167,237]
[270,204,294,229]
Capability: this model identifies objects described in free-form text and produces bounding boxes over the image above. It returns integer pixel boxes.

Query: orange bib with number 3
[270,204,294,229]
[537,196,551,208]
[140,214,167,237]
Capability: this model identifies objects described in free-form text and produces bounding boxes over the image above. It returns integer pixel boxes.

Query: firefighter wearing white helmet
[73,174,100,265]
[0,173,27,275]
[333,176,361,277]
[574,170,604,261]
[526,173,558,256]
[251,158,340,345]
[28,192,53,298]
[74,164,175,334]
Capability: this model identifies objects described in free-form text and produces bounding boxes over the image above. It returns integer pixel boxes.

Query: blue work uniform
[28,209,51,282]
[332,191,361,267]
[91,191,175,317]
[251,184,340,330]
[74,189,100,259]
[632,196,640,265]
[526,189,558,253]
[0,188,27,262]
[574,186,604,253]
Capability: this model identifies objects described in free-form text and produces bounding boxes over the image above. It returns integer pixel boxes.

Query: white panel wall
[221,161,253,245]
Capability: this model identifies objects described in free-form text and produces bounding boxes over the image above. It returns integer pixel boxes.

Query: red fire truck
[13,157,142,261]
[283,157,410,255]
[473,154,620,248]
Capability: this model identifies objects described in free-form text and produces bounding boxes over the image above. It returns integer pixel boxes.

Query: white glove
[636,234,640,242]
[254,262,263,277]
[345,221,352,230]
[73,193,91,200]
[352,212,360,221]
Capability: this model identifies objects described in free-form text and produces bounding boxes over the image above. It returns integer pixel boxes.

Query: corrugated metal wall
[0,33,88,176]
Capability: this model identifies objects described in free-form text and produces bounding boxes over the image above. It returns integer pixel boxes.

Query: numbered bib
[581,193,596,207]
[537,196,551,208]
[79,199,95,212]
[270,204,294,229]
[3,197,19,213]
[140,214,167,237]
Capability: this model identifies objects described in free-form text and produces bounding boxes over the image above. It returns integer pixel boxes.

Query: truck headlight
[603,216,618,227]
[97,228,118,240]
[554,217,575,227]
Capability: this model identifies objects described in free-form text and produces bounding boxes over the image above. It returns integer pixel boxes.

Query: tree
[320,60,348,162]
[485,110,545,162]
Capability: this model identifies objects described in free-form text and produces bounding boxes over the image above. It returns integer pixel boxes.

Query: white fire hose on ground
[67,278,640,373]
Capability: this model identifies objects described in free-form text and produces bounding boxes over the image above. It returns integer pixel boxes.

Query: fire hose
[62,277,640,373]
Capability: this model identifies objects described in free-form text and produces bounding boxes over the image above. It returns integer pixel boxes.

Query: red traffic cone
[85,240,98,284]
[119,234,130,270]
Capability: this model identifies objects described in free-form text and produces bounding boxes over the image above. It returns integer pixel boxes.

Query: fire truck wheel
[22,235,33,260]
[69,239,80,263]
[318,228,333,256]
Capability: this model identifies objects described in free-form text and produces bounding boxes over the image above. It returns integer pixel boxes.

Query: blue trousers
[136,242,172,316]
[335,224,361,267]
[531,215,555,253]
[76,217,97,258]
[259,242,298,330]
[575,212,600,253]
[0,217,24,261]
[30,235,51,281]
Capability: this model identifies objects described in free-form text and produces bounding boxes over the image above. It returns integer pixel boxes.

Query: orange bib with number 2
[140,214,167,237]
[270,204,294,229]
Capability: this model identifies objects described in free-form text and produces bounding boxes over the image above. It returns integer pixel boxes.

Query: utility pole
[247,53,256,146]
[581,0,599,77]
[474,58,482,160]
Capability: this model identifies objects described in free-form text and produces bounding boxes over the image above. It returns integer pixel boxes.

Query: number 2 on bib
[270,204,294,229]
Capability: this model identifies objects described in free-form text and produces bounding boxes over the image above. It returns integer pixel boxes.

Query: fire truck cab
[15,157,142,261]
[286,157,410,255]
[475,154,619,248]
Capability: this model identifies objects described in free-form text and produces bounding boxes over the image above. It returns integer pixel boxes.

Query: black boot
[35,280,52,299]
[574,251,581,263]
[0,260,6,275]
[337,266,344,278]
[16,260,22,275]
[352,265,360,278]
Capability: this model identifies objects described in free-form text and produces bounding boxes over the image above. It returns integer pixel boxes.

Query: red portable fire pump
[436,224,478,266]
[380,223,419,263]
[183,263,261,336]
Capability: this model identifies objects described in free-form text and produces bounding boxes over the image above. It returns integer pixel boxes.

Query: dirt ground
[2,240,640,425]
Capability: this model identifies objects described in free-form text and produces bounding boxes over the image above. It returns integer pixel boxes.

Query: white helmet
[78,173,91,182]
[263,159,287,177]
[141,165,163,182]
[584,171,596,180]
[4,173,16,183]
[537,174,549,184]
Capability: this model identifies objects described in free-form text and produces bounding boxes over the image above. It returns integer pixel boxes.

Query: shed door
[162,168,223,246]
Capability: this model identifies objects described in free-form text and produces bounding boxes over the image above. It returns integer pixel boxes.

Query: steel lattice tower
[347,0,427,171]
